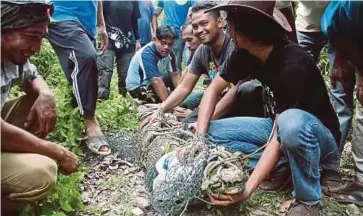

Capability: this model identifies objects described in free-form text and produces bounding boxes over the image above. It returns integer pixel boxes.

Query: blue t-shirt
[157,0,195,35]
[321,1,363,40]
[126,42,176,90]
[51,1,97,39]
[138,1,155,45]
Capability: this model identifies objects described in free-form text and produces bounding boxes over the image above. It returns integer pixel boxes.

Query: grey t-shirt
[189,35,235,80]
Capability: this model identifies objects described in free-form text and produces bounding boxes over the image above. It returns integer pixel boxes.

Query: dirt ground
[77,131,362,216]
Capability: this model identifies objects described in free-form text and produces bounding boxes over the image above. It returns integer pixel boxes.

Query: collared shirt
[126,42,177,91]
[1,60,39,111]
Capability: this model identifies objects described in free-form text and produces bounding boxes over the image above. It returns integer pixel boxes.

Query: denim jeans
[327,43,355,151]
[296,31,327,63]
[327,44,363,181]
[207,109,339,205]
[179,92,204,110]
[97,44,135,99]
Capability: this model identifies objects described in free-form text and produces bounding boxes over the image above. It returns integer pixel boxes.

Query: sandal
[321,170,346,195]
[337,182,363,206]
[85,135,111,156]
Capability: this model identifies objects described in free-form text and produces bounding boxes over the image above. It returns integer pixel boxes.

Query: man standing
[126,25,179,103]
[98,1,141,100]
[138,0,158,47]
[1,1,79,215]
[202,2,341,215]
[321,0,363,205]
[295,1,329,63]
[156,0,195,72]
[47,1,111,155]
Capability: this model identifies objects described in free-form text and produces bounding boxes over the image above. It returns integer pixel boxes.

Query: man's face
[226,19,247,50]
[154,37,174,58]
[182,27,200,53]
[1,22,47,65]
[191,10,222,45]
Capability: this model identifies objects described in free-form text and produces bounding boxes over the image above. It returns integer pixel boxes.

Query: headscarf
[1,0,53,31]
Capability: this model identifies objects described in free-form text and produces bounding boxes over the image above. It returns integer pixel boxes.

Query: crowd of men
[1,1,363,216]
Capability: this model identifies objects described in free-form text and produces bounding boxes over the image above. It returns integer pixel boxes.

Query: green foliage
[17,40,138,215]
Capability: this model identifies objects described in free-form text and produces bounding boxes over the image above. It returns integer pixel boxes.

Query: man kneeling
[198,1,341,215]
[1,1,79,215]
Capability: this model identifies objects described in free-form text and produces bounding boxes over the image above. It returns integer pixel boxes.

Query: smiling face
[191,10,223,45]
[182,25,200,53]
[1,22,47,65]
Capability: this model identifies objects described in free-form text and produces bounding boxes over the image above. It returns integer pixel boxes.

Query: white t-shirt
[295,1,330,32]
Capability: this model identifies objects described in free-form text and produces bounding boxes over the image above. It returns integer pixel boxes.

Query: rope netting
[135,104,261,215]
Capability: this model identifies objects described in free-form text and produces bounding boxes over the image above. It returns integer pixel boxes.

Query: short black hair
[191,1,220,19]
[156,25,178,40]
[227,11,286,45]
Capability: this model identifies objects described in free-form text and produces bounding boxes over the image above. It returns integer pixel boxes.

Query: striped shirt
[126,42,176,91]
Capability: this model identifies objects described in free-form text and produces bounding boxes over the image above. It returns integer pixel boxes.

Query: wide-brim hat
[205,1,292,32]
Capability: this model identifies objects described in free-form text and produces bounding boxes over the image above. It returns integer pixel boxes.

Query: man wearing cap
[1,1,79,215]
[197,1,341,215]
[46,0,111,155]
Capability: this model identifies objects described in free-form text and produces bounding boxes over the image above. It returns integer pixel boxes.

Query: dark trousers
[97,43,135,99]
[47,21,98,117]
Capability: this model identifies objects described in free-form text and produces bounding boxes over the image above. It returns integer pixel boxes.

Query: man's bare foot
[84,116,110,154]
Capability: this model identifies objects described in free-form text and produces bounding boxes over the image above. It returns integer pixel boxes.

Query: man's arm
[1,119,79,175]
[2,119,62,159]
[211,82,241,120]
[210,116,282,206]
[151,15,158,38]
[155,1,163,17]
[150,77,169,101]
[20,62,56,137]
[243,117,281,193]
[196,74,229,135]
[97,0,108,52]
[162,71,199,112]
[140,71,199,128]
[155,7,163,17]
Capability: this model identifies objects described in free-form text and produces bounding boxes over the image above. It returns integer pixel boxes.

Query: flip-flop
[336,182,363,206]
[85,135,111,156]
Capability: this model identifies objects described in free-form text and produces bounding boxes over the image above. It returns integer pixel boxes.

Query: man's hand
[25,90,57,138]
[98,26,109,52]
[57,145,79,175]
[140,112,157,129]
[207,185,252,206]
[173,107,192,118]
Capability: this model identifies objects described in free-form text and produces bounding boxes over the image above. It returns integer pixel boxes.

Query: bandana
[1,0,53,31]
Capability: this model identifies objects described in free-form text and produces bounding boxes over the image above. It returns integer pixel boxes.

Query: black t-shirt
[103,1,141,51]
[220,41,341,144]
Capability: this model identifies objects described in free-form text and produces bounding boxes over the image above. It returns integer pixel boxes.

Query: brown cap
[205,1,292,32]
